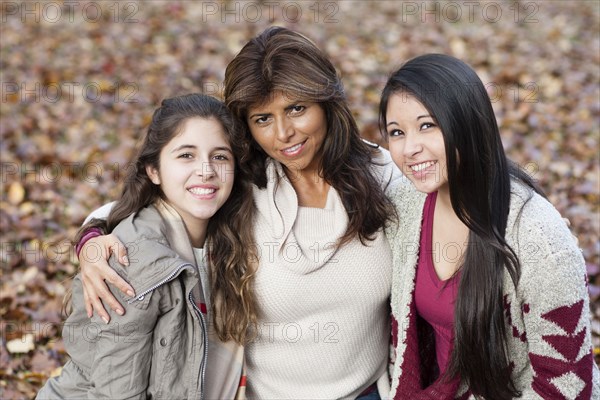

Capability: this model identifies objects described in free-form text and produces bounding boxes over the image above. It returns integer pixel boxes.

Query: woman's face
[246,91,327,179]
[385,93,449,195]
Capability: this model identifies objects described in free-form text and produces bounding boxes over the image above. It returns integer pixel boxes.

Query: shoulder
[112,205,167,243]
[507,182,586,298]
[110,206,181,275]
[365,142,413,194]
[507,182,580,258]
[386,181,426,241]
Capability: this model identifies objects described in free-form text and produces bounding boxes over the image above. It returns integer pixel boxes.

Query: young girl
[37,94,256,399]
[381,54,600,399]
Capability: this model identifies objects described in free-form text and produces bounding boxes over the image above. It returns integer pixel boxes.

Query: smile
[410,161,436,172]
[281,141,305,156]
[188,187,216,195]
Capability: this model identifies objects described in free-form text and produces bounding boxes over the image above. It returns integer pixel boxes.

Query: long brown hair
[224,26,395,245]
[75,94,257,344]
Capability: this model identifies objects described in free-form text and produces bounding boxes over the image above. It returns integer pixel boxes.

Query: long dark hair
[224,26,395,245]
[76,93,257,344]
[380,54,544,399]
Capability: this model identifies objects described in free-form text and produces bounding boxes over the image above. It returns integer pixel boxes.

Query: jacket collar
[153,198,196,265]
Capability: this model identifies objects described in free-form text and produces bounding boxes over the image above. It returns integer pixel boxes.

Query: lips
[187,185,218,198]
[280,140,306,156]
[188,187,216,195]
[409,160,436,172]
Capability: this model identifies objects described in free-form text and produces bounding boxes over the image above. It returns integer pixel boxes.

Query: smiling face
[146,117,235,245]
[385,93,448,195]
[246,91,327,179]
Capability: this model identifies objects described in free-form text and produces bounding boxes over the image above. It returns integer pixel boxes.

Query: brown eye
[290,105,305,114]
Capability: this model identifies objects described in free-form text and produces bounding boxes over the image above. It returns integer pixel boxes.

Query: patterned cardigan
[386,181,600,399]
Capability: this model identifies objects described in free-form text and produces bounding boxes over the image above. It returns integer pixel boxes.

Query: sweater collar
[256,158,349,273]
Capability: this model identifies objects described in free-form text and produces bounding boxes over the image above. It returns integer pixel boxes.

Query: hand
[79,234,135,323]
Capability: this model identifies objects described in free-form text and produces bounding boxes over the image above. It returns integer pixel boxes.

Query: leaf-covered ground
[1,1,599,398]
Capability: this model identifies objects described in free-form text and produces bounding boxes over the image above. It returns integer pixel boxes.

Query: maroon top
[414,191,460,375]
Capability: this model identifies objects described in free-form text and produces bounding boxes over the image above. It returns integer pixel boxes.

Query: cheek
[248,126,267,143]
[388,141,405,168]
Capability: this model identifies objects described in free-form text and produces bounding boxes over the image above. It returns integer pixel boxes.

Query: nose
[403,132,422,158]
[196,159,216,180]
[275,117,294,142]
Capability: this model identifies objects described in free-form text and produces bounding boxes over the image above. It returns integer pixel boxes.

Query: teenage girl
[37,94,256,399]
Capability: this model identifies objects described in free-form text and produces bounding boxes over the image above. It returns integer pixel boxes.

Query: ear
[146,165,161,185]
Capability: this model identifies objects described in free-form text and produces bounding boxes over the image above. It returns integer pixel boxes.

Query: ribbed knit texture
[245,151,401,399]
[386,181,600,399]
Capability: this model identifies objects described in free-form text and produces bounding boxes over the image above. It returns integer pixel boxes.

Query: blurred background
[1,0,598,397]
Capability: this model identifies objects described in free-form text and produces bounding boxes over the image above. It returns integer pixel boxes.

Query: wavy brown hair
[74,94,257,344]
[224,26,396,246]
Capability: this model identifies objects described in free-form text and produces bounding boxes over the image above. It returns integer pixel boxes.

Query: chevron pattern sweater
[386,181,600,399]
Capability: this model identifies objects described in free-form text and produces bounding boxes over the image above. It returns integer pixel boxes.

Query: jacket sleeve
[518,241,599,399]
[86,281,161,399]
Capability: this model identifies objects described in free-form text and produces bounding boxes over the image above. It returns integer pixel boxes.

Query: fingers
[92,277,124,321]
[81,276,111,324]
[82,234,134,297]
[79,234,133,322]
[103,266,135,298]
[107,234,129,266]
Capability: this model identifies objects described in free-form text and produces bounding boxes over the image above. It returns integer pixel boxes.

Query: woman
[76,27,404,398]
[37,94,254,399]
[381,54,599,399]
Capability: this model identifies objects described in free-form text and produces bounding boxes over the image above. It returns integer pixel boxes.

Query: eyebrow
[248,112,269,120]
[170,145,233,153]
[248,102,305,120]
[386,114,431,127]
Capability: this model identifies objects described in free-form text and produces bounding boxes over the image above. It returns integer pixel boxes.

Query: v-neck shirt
[414,191,460,375]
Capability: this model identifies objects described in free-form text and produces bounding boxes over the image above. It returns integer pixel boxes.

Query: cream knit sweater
[245,149,403,399]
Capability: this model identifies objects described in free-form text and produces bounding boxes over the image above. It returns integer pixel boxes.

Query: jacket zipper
[189,291,208,400]
[126,262,207,400]
[126,262,194,304]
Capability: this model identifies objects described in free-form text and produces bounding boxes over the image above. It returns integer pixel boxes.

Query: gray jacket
[37,200,208,399]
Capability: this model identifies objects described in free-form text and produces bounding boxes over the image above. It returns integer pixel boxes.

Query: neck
[435,187,468,230]
[283,166,330,208]
[436,187,454,214]
[186,220,208,248]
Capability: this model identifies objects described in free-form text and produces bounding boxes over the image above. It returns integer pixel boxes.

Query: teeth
[188,187,216,195]
[283,143,302,153]
[410,161,436,172]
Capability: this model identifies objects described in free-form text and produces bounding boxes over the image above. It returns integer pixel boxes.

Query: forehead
[248,91,304,113]
[387,93,429,117]
[169,117,231,147]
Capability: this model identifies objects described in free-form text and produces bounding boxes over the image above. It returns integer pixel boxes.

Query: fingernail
[102,316,109,324]
[115,309,124,316]
[87,311,92,318]
[122,256,129,265]
[126,289,135,297]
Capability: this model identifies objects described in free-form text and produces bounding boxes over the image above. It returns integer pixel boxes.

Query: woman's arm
[77,202,135,322]
[79,234,134,322]
[518,236,599,398]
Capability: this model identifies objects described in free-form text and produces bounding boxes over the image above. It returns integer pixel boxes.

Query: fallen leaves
[1,1,599,397]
